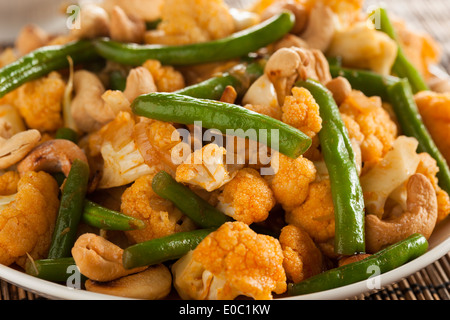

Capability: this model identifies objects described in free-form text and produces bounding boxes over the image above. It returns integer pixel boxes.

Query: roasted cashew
[265,47,331,104]
[123,67,157,102]
[72,233,146,282]
[17,139,88,177]
[85,264,172,300]
[70,3,110,39]
[365,173,438,253]
[0,129,41,170]
[109,6,146,43]
[325,76,352,105]
[71,68,155,132]
[299,2,335,52]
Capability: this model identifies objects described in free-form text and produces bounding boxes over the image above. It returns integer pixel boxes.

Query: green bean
[175,61,264,100]
[55,127,79,143]
[122,228,215,269]
[132,92,311,159]
[152,171,231,228]
[47,159,90,259]
[329,65,399,101]
[93,12,294,66]
[25,257,86,283]
[297,79,365,255]
[370,7,429,93]
[288,233,428,296]
[0,40,98,98]
[387,79,450,194]
[82,200,146,231]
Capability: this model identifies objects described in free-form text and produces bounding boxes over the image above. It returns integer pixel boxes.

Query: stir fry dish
[0,0,449,300]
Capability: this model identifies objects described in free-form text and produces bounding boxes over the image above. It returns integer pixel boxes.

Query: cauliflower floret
[142,59,185,92]
[281,86,322,139]
[279,224,323,283]
[340,90,398,175]
[146,0,235,45]
[216,168,276,225]
[414,91,450,164]
[176,144,237,192]
[120,174,195,244]
[416,152,450,224]
[265,153,316,211]
[171,221,287,300]
[285,179,335,244]
[13,71,65,132]
[88,112,156,189]
[0,171,59,267]
[327,22,398,75]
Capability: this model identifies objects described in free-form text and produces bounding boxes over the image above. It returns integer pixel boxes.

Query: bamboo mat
[1,0,450,301]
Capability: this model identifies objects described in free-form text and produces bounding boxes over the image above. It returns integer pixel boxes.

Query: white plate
[0,218,448,300]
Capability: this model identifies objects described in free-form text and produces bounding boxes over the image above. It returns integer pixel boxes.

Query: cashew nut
[261,0,308,34]
[70,4,110,39]
[71,68,156,133]
[325,76,352,105]
[0,129,41,170]
[72,233,146,282]
[17,139,88,177]
[265,47,302,105]
[109,5,146,44]
[365,173,438,253]
[300,2,335,52]
[15,24,50,56]
[85,264,172,300]
[71,70,115,133]
[265,47,331,104]
[123,67,157,102]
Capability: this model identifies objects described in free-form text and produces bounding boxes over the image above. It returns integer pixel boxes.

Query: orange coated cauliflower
[265,153,316,211]
[285,179,335,244]
[13,71,65,132]
[279,224,323,283]
[142,59,185,92]
[171,221,287,300]
[120,173,196,244]
[216,168,276,225]
[414,91,450,164]
[339,90,398,175]
[416,152,450,224]
[146,0,235,45]
[0,171,59,267]
[0,171,20,195]
[281,87,322,139]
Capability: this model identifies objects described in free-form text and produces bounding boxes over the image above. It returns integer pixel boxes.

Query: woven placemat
[1,0,449,301]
